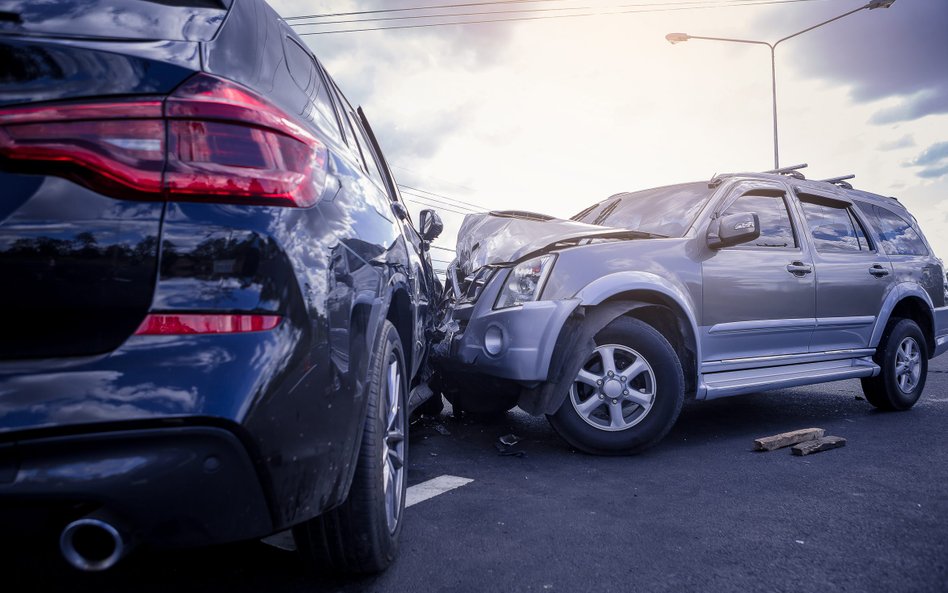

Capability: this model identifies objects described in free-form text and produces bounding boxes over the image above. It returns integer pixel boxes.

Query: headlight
[494,255,554,309]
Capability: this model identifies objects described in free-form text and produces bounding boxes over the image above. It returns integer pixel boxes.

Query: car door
[793,190,895,352]
[701,181,816,362]
[357,106,438,378]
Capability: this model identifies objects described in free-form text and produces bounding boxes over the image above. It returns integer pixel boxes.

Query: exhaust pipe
[60,516,130,572]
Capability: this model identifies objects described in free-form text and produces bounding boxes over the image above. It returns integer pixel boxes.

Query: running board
[701,357,879,400]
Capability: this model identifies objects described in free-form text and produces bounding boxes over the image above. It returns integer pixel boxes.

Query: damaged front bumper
[433,266,579,384]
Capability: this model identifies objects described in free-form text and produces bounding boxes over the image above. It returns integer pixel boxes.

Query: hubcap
[382,354,406,534]
[895,336,922,394]
[569,343,656,432]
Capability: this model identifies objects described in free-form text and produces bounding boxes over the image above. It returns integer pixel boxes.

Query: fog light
[484,325,505,356]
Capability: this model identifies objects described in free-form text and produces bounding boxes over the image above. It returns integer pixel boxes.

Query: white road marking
[262,475,473,551]
[406,475,474,508]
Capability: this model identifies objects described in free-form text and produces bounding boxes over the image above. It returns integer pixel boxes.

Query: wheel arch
[871,285,935,355]
[520,278,700,415]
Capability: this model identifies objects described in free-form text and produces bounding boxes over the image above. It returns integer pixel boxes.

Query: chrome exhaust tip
[60,517,127,572]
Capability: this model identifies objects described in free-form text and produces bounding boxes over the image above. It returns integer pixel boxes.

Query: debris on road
[791,436,847,456]
[754,428,825,451]
[434,423,452,436]
[499,434,520,446]
[495,434,526,457]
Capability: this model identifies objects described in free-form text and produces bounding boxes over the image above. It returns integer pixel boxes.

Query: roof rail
[765,163,808,179]
[820,174,855,190]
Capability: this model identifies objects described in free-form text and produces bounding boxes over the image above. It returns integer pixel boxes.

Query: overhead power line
[400,188,484,213]
[290,0,826,35]
[399,184,489,212]
[283,0,566,21]
[403,195,479,216]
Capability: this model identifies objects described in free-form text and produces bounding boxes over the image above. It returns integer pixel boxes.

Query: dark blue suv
[0,0,443,574]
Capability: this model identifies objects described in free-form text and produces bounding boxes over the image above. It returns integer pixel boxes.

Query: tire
[439,374,520,417]
[547,316,684,455]
[861,318,928,411]
[293,320,408,574]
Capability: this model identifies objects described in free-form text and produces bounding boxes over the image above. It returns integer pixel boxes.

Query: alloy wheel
[569,343,657,432]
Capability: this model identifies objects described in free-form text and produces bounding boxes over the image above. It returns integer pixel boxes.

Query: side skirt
[700,356,879,400]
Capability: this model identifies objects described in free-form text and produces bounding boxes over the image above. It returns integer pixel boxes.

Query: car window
[283,37,344,145]
[333,92,388,192]
[868,205,928,256]
[723,193,797,248]
[799,199,870,252]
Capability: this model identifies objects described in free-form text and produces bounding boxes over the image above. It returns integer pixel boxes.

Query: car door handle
[869,264,890,277]
[786,261,812,276]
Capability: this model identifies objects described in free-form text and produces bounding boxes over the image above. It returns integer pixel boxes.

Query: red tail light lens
[0,74,327,207]
[134,314,282,335]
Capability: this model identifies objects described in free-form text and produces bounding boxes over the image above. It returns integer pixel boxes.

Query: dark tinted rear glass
[571,182,712,237]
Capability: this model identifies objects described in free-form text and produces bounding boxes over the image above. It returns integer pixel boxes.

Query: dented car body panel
[435,172,948,421]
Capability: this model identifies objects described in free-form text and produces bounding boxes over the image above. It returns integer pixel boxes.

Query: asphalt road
[7,358,948,592]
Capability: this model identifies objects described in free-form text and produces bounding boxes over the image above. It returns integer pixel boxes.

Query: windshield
[571,182,713,237]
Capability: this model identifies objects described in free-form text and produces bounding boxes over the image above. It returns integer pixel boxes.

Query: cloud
[917,164,948,179]
[870,87,948,125]
[756,1,948,123]
[877,134,915,151]
[909,142,948,167]
[904,142,948,180]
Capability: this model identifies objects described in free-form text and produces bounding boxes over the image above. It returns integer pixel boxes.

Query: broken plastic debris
[434,424,451,436]
[499,434,520,446]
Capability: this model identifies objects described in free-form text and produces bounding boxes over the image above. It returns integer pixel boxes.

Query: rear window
[866,205,928,256]
[571,182,713,237]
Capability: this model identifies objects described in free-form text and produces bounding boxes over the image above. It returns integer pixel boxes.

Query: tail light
[0,74,327,207]
[134,314,282,335]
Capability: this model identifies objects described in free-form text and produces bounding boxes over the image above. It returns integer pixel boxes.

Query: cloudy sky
[271,0,948,266]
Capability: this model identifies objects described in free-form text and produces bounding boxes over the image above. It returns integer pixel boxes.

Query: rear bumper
[0,426,273,547]
[933,306,948,358]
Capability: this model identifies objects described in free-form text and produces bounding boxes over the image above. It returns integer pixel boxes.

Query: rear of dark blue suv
[0,0,441,575]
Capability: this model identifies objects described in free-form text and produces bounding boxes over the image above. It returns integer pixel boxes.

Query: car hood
[454,210,650,276]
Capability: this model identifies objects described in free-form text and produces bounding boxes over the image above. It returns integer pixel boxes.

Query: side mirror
[419,209,444,242]
[707,212,761,250]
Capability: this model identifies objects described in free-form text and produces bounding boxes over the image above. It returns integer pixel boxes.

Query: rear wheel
[293,320,407,574]
[547,317,683,455]
[861,318,928,411]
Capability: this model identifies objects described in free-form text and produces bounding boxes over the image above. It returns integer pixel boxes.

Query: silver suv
[433,165,948,454]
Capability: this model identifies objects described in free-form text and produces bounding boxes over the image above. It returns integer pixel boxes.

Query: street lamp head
[665,32,690,44]
[867,0,895,8]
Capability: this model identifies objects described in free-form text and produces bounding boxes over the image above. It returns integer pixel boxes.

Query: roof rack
[765,163,808,179]
[820,174,855,190]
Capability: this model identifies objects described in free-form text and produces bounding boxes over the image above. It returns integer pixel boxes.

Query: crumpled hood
[455,211,634,276]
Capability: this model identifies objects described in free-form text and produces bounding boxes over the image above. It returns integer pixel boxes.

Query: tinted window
[723,194,797,248]
[331,87,388,192]
[869,206,928,256]
[570,183,713,237]
[800,199,869,252]
[283,38,343,144]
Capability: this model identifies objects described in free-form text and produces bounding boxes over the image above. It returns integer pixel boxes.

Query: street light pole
[666,0,896,170]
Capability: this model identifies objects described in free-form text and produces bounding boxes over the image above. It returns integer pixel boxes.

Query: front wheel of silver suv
[861,318,928,411]
[547,317,684,455]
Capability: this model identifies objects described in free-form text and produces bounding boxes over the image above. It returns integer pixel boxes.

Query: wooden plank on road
[792,436,847,456]
[754,428,825,451]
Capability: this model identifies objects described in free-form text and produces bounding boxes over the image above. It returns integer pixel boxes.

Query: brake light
[0,74,327,207]
[134,314,282,335]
